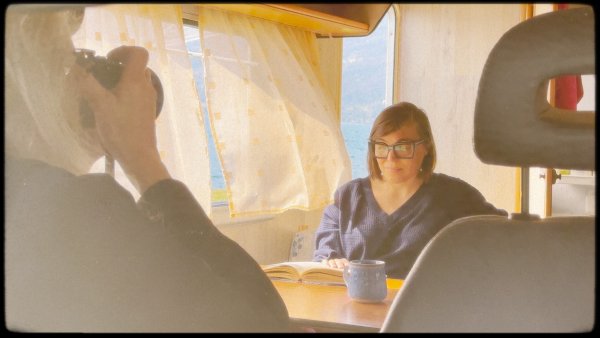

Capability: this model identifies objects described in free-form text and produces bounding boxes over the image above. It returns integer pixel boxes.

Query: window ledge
[556,175,595,186]
[211,204,275,227]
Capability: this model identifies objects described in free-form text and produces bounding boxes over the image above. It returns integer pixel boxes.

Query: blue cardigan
[313,173,508,279]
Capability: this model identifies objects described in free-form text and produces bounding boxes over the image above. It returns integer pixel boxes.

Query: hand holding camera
[77,46,170,193]
[76,48,164,128]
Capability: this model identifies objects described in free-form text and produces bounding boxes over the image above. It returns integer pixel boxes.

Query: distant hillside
[341,18,388,125]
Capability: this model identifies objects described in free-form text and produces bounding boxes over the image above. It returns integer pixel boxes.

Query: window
[184,23,228,205]
[340,8,395,179]
[183,7,396,204]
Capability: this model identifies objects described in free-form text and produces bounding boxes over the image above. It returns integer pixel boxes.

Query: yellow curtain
[197,7,351,217]
[71,4,212,214]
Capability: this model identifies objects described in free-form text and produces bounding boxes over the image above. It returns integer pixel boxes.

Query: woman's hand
[321,258,349,269]
[78,46,170,194]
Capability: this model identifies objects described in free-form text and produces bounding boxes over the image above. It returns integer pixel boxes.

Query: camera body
[75,48,163,127]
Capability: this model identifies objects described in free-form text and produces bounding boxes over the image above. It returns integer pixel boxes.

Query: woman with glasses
[313,102,507,279]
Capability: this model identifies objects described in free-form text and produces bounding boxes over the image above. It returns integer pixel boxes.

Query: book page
[301,264,344,285]
[262,261,344,285]
[262,261,323,275]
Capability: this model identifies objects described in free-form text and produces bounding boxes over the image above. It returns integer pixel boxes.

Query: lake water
[208,122,371,190]
[340,122,371,179]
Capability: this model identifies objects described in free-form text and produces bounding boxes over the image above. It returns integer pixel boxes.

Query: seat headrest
[474,7,595,170]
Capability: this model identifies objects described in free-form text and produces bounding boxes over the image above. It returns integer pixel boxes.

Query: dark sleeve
[313,187,345,261]
[6,158,291,332]
[137,179,291,331]
[450,179,508,218]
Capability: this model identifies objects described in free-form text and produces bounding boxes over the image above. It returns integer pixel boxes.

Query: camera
[75,48,164,128]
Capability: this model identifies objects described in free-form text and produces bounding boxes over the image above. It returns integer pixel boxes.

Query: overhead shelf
[182,4,390,37]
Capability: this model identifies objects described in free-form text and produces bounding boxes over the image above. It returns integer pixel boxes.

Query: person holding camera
[5,6,290,332]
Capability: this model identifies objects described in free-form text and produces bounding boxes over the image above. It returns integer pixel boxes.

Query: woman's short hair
[367,102,437,181]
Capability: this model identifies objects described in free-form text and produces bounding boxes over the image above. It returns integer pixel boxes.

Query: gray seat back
[474,6,595,170]
[381,6,595,332]
[381,216,595,332]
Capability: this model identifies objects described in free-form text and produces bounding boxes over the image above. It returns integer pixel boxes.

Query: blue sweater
[313,173,507,279]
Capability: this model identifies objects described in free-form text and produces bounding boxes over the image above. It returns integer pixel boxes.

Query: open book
[261,261,345,285]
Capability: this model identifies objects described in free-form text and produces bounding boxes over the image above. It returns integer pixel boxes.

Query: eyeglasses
[369,139,425,159]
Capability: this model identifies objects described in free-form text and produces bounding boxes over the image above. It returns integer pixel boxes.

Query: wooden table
[272,280,402,332]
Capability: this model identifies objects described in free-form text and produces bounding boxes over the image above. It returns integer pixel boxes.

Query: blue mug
[343,260,387,303]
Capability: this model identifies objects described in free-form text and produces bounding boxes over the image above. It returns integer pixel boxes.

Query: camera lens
[76,49,164,128]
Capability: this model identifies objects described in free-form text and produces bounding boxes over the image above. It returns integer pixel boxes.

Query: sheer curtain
[71,4,212,214]
[196,7,351,217]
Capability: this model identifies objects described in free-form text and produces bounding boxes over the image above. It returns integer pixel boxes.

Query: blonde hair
[367,102,437,181]
[5,6,100,174]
